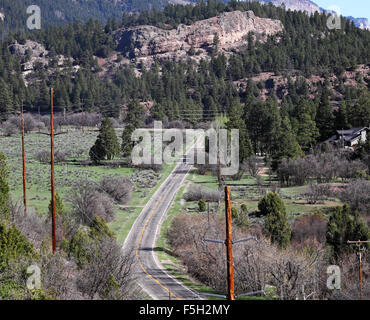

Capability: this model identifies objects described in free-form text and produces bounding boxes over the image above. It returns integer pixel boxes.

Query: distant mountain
[347,17,370,30]
[248,0,370,30]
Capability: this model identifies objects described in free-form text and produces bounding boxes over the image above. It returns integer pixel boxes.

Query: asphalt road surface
[122,156,200,300]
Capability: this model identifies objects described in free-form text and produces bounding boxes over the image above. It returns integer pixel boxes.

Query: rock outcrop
[261,0,320,15]
[9,40,77,86]
[114,10,283,66]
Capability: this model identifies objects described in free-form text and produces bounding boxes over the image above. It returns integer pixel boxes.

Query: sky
[313,0,370,20]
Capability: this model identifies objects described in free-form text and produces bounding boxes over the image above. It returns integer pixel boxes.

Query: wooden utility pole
[347,240,370,300]
[21,102,27,215]
[203,187,257,300]
[225,186,235,300]
[50,88,56,253]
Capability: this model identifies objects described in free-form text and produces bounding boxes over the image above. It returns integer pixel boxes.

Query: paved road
[122,157,200,300]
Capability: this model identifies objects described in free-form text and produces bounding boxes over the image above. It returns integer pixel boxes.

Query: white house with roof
[326,127,368,148]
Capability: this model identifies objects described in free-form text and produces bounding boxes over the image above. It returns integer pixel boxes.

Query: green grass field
[0,127,198,244]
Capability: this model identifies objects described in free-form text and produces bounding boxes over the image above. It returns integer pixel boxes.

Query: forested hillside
[0,0,169,38]
[0,0,369,156]
[1,0,370,302]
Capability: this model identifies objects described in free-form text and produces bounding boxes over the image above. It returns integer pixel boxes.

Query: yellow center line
[136,193,181,300]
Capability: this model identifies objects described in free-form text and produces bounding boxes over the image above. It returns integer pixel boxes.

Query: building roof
[325,127,368,144]
[336,127,368,136]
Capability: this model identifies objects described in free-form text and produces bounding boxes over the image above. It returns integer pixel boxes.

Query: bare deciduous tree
[337,179,370,214]
[71,180,116,225]
[100,175,132,205]
[76,237,136,300]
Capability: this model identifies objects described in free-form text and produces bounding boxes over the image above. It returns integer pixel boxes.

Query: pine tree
[271,116,303,169]
[150,101,166,121]
[122,99,146,157]
[48,193,65,217]
[258,192,286,217]
[260,192,291,248]
[0,79,12,118]
[264,209,292,249]
[334,102,350,130]
[316,89,335,141]
[294,100,320,151]
[227,99,253,163]
[90,118,120,163]
[326,204,370,261]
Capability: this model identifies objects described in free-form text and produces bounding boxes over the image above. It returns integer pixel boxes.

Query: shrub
[36,150,66,163]
[100,175,132,205]
[2,121,18,136]
[36,150,49,163]
[8,114,36,133]
[0,222,35,267]
[231,207,238,219]
[76,237,135,299]
[304,183,330,204]
[292,213,327,246]
[258,192,286,216]
[198,200,206,212]
[338,180,370,214]
[71,180,116,225]
[183,186,221,202]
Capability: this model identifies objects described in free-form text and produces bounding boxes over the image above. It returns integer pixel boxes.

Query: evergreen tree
[226,99,253,163]
[90,118,120,163]
[260,193,291,248]
[150,101,166,122]
[334,102,350,130]
[294,100,320,151]
[326,204,370,261]
[121,99,146,157]
[316,89,335,141]
[258,192,286,217]
[0,79,12,118]
[271,116,303,169]
[198,200,206,212]
[48,193,65,217]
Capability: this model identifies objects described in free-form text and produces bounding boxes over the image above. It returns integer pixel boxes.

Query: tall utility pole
[347,240,370,300]
[203,186,258,300]
[225,186,235,300]
[21,101,27,215]
[50,88,56,253]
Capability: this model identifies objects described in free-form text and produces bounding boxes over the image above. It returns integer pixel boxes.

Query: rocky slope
[9,40,78,86]
[260,0,320,14]
[114,10,283,67]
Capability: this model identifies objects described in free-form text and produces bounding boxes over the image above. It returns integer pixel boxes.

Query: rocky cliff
[260,0,320,15]
[114,10,283,66]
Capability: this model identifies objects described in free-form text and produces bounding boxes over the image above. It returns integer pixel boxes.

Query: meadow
[0,127,180,244]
